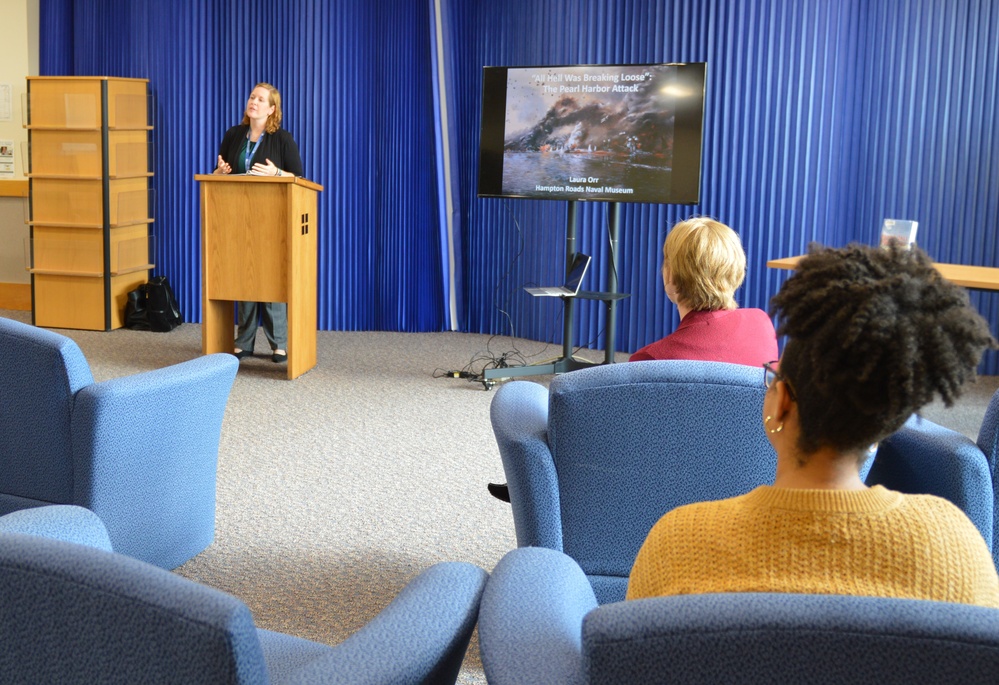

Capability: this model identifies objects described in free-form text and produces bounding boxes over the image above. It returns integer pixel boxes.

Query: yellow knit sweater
[627,485,999,608]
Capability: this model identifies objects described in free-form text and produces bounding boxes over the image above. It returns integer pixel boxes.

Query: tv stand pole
[602,202,621,364]
[481,201,626,389]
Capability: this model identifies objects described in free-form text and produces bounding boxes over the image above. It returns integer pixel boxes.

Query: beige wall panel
[0,194,30,284]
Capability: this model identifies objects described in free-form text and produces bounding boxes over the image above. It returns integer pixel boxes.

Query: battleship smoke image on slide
[478,62,706,204]
[502,65,677,200]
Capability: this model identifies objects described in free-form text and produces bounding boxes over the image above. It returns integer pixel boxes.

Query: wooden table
[767,257,999,291]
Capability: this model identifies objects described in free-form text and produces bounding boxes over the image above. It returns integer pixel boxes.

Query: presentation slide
[500,64,679,202]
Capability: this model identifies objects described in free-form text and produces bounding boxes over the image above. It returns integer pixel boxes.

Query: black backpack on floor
[125,276,183,332]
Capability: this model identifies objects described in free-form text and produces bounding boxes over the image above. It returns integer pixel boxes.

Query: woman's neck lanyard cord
[246,131,264,171]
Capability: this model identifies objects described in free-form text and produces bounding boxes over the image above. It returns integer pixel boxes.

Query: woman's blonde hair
[241,82,282,134]
[663,217,746,311]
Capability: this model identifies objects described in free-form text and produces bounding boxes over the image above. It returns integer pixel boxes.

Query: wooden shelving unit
[25,76,154,330]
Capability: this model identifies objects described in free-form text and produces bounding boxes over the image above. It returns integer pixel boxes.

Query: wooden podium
[195,174,323,380]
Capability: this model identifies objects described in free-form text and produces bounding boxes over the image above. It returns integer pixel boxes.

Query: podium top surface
[194,174,323,192]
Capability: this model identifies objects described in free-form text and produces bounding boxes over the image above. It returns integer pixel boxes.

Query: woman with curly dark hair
[628,243,999,607]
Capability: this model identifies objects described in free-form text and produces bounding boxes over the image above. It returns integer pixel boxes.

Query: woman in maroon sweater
[630,216,777,364]
[489,217,777,503]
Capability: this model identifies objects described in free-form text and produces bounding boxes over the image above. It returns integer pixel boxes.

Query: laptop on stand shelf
[524,253,592,297]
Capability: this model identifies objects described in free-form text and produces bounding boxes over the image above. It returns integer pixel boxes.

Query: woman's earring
[765,415,783,434]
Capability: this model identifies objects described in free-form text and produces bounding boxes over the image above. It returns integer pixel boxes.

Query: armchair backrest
[868,414,994,550]
[0,317,93,509]
[546,361,774,587]
[583,592,999,685]
[978,388,999,559]
[0,532,267,684]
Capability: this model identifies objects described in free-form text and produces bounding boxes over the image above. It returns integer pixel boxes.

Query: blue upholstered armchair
[479,547,999,685]
[0,525,487,684]
[0,316,238,569]
[490,360,776,604]
[867,413,994,553]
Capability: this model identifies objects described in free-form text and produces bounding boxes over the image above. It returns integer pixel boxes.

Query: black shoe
[487,482,511,503]
[234,348,253,360]
[272,351,288,363]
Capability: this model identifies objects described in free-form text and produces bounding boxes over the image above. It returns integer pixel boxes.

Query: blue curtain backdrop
[442,0,999,371]
[39,0,999,370]
[40,0,448,333]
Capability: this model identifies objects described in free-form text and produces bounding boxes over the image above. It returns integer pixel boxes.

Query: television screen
[478,62,706,205]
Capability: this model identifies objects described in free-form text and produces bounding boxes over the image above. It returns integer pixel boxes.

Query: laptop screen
[564,253,592,293]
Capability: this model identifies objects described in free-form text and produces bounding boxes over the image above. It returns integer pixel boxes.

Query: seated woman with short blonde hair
[628,243,999,608]
[630,217,778,365]
[489,218,778,503]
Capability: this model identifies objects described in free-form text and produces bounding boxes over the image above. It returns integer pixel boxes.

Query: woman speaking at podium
[213,82,304,363]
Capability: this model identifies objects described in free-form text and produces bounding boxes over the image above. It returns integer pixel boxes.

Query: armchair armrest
[265,561,488,685]
[490,382,562,549]
[479,547,598,685]
[0,505,112,551]
[978,390,999,560]
[70,353,238,568]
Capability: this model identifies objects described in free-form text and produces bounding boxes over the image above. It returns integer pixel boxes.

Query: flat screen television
[478,62,706,204]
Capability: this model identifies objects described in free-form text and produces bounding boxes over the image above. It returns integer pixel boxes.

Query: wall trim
[0,283,31,311]
[0,180,29,198]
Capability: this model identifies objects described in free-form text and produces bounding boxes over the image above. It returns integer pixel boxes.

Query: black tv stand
[481,201,627,389]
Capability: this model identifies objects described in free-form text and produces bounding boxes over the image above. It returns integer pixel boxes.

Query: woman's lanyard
[245,132,264,171]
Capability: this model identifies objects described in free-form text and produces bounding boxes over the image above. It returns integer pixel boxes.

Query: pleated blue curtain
[442,0,999,371]
[854,0,999,371]
[443,0,862,354]
[39,0,448,333]
[38,0,73,75]
[38,0,999,369]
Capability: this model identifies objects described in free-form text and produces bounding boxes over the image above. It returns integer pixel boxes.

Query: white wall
[0,0,37,284]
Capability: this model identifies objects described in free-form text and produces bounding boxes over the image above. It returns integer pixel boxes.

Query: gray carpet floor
[6,307,998,683]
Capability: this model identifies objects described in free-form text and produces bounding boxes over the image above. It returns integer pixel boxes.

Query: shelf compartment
[28,179,153,227]
[24,77,151,130]
[24,131,153,178]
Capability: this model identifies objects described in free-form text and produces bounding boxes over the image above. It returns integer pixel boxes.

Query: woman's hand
[214,155,231,174]
[250,158,283,177]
